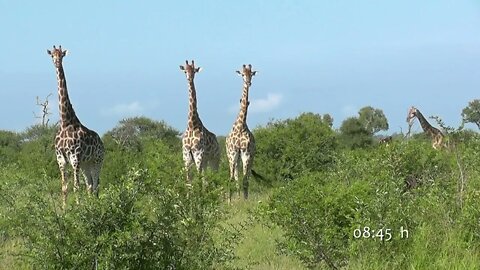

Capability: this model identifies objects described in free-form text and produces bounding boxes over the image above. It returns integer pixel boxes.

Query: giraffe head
[236,64,257,86]
[47,45,68,68]
[407,106,418,124]
[179,60,202,81]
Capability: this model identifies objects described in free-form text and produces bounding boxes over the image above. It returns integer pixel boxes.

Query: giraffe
[179,60,220,183]
[226,64,257,201]
[379,136,393,145]
[406,106,444,149]
[47,45,105,208]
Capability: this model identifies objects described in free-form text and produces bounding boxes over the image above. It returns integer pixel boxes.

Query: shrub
[1,167,235,269]
[254,113,337,183]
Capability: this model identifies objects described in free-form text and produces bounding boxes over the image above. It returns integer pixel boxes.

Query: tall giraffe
[406,106,444,149]
[179,60,220,183]
[226,64,257,201]
[47,45,105,208]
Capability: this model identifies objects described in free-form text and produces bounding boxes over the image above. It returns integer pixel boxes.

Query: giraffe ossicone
[48,45,105,208]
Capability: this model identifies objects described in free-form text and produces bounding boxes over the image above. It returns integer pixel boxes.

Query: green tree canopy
[0,130,22,164]
[357,106,389,135]
[462,99,480,129]
[322,113,334,128]
[104,116,181,150]
[339,117,373,149]
[254,112,337,182]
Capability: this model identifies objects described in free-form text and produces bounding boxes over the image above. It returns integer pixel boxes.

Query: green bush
[254,113,337,183]
[1,167,235,269]
[266,173,369,269]
[0,130,21,165]
[264,138,480,269]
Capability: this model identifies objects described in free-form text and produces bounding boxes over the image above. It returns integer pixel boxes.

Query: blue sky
[1,1,479,135]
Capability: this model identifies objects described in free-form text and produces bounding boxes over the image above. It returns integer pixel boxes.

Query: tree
[33,94,52,127]
[254,113,337,182]
[104,117,181,150]
[357,106,389,135]
[17,124,58,178]
[462,99,480,129]
[339,117,373,149]
[322,113,334,128]
[0,130,22,164]
[22,123,58,142]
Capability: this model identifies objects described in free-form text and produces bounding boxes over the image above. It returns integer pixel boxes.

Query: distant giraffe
[179,60,220,183]
[379,136,393,145]
[226,64,257,201]
[47,45,104,208]
[406,106,444,149]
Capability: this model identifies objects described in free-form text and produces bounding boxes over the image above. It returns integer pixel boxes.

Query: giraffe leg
[227,150,240,203]
[73,167,81,204]
[241,150,252,200]
[235,160,241,199]
[183,148,194,185]
[432,137,437,149]
[56,152,68,209]
[193,150,207,188]
[69,155,81,204]
[82,165,94,194]
[438,136,444,149]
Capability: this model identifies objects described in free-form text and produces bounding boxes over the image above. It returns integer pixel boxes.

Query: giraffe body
[180,60,220,182]
[226,64,257,201]
[407,106,444,149]
[48,46,104,208]
[379,136,393,145]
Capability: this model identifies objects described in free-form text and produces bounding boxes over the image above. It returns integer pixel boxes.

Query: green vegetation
[462,99,480,129]
[1,107,480,269]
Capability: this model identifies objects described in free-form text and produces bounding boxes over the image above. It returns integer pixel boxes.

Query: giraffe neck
[415,110,437,134]
[56,65,81,128]
[187,78,202,128]
[233,82,250,130]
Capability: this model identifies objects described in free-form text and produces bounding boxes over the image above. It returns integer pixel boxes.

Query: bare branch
[34,94,52,127]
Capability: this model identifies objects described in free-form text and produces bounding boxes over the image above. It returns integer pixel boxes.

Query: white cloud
[341,105,357,117]
[249,93,283,113]
[102,101,144,116]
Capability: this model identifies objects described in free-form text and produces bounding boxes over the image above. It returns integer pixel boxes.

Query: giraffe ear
[236,70,242,76]
[62,50,68,57]
[195,67,202,73]
[179,65,185,71]
[252,71,257,76]
[47,50,52,55]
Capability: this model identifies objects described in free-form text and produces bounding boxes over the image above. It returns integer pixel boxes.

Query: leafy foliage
[462,99,480,129]
[357,106,389,134]
[339,117,373,149]
[0,130,21,165]
[263,138,480,269]
[254,113,337,182]
[339,106,389,149]
[322,113,334,128]
[1,164,236,270]
[104,116,181,150]
[2,112,480,269]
